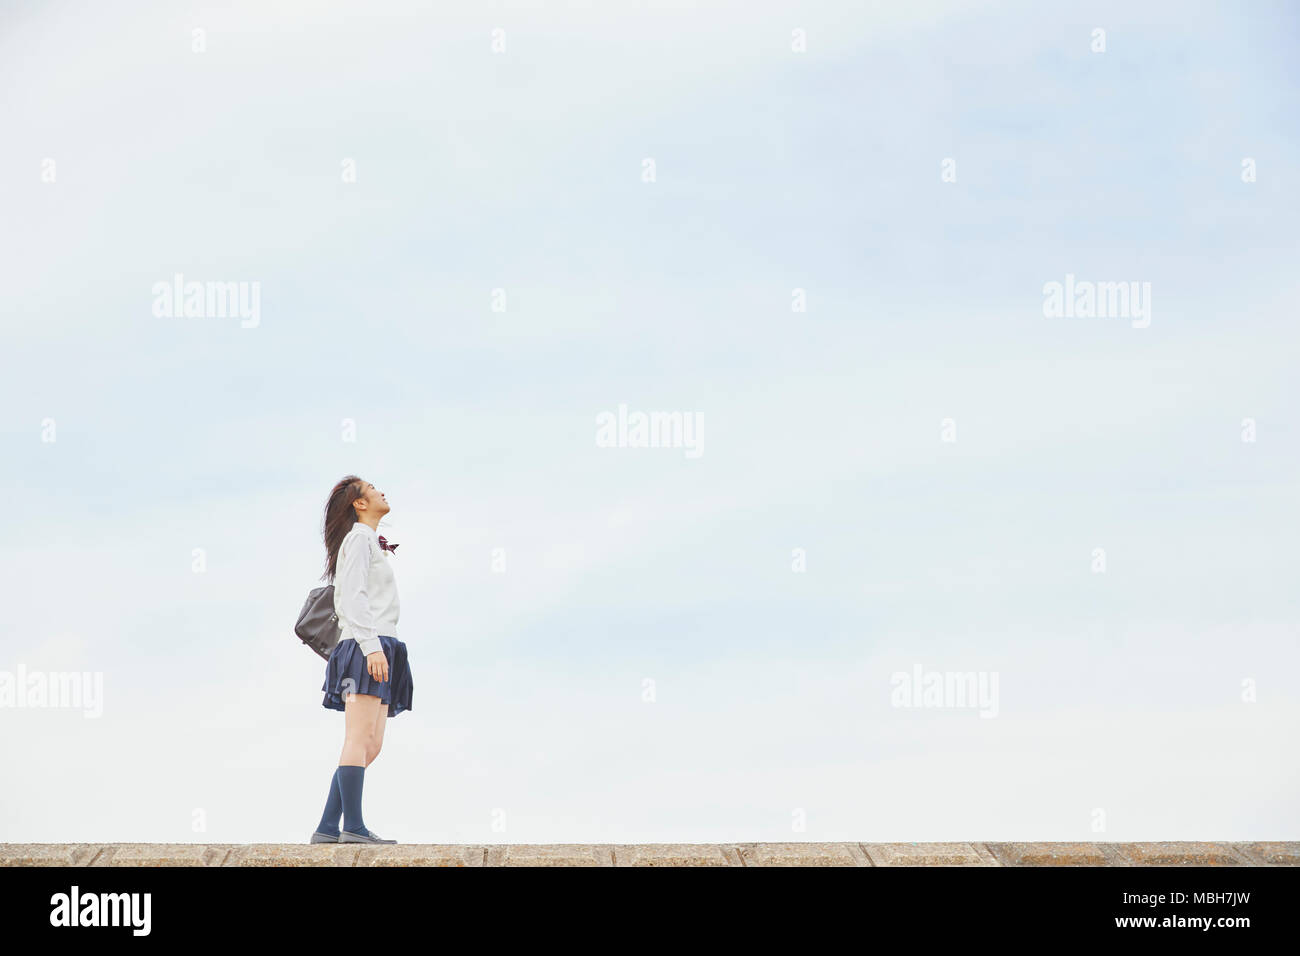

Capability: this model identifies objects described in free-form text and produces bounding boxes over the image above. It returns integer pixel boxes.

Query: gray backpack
[295,585,341,660]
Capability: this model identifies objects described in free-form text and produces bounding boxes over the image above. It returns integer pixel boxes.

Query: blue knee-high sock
[316,768,343,836]
[337,764,368,836]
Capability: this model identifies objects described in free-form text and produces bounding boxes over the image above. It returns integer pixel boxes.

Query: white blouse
[332,521,400,656]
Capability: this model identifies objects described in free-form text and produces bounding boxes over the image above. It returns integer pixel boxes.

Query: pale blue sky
[1,0,1297,844]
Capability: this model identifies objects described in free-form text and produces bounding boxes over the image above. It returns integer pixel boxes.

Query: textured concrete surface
[1,841,1296,866]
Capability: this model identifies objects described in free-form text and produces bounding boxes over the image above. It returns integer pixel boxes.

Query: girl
[310,475,414,844]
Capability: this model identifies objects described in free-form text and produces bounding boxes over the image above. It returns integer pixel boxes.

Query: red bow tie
[378,535,399,554]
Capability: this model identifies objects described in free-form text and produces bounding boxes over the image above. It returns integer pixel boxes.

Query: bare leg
[339,691,383,766]
[364,702,391,767]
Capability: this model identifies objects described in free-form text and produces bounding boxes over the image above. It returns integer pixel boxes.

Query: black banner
[1,863,1292,942]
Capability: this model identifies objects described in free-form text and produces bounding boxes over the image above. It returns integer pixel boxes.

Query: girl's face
[353,481,390,519]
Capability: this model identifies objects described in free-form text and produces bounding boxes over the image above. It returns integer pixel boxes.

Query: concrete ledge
[1,842,1295,866]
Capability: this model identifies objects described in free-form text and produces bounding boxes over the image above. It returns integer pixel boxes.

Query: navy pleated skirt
[321,635,413,717]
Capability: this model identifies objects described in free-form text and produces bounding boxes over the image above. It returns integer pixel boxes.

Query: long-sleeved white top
[332,521,400,657]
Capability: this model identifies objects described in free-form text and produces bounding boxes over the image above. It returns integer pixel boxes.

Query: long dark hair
[322,475,366,581]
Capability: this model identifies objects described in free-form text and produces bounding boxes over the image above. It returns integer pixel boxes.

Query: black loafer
[339,828,397,844]
[309,830,340,844]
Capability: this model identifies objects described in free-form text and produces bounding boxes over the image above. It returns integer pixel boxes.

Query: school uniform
[321,521,414,716]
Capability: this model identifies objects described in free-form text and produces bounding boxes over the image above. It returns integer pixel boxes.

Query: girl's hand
[366,650,389,682]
